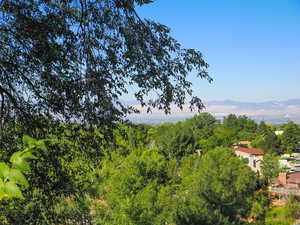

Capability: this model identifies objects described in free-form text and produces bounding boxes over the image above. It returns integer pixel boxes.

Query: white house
[234,147,265,173]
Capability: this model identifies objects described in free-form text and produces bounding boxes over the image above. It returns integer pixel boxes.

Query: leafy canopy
[0,0,211,125]
[281,122,300,153]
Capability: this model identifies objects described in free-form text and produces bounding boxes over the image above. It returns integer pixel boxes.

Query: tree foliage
[0,121,106,224]
[252,131,282,155]
[281,122,300,153]
[154,122,195,159]
[186,113,218,141]
[196,147,257,222]
[0,0,211,126]
[90,147,258,225]
[261,154,282,183]
[1,112,299,224]
[0,0,299,224]
[91,148,171,225]
[0,136,46,200]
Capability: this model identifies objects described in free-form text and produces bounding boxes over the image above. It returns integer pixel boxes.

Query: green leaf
[10,155,31,173]
[7,169,29,188]
[0,178,6,200]
[10,151,23,165]
[23,135,36,147]
[14,160,30,173]
[0,186,8,200]
[35,140,47,151]
[21,151,38,160]
[0,162,10,179]
[10,151,32,172]
[4,181,24,199]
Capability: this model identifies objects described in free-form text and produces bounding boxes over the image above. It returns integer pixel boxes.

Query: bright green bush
[0,136,46,200]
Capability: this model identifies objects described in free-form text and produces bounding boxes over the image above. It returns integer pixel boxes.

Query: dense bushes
[0,120,106,224]
[90,148,257,225]
[0,114,299,224]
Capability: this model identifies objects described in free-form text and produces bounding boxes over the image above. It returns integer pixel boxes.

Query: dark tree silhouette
[0,0,211,125]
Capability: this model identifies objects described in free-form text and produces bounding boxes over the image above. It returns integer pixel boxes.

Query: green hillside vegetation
[0,114,299,224]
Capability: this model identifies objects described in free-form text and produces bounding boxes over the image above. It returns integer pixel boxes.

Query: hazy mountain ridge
[127,99,300,124]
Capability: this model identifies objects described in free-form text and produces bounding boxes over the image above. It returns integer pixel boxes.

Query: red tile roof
[287,172,300,184]
[235,147,264,155]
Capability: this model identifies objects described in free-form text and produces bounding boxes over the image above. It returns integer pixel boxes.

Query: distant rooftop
[235,147,264,155]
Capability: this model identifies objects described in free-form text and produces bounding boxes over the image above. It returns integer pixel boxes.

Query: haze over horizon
[129,0,300,103]
[127,98,300,124]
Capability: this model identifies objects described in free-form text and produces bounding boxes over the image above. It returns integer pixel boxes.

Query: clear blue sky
[136,0,300,102]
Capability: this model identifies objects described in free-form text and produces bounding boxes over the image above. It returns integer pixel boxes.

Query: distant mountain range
[127,99,300,124]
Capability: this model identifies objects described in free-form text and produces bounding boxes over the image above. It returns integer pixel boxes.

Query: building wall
[277,173,300,189]
[235,151,263,173]
[286,183,299,189]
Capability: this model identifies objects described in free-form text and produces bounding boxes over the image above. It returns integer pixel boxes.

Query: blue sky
[136,0,300,102]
